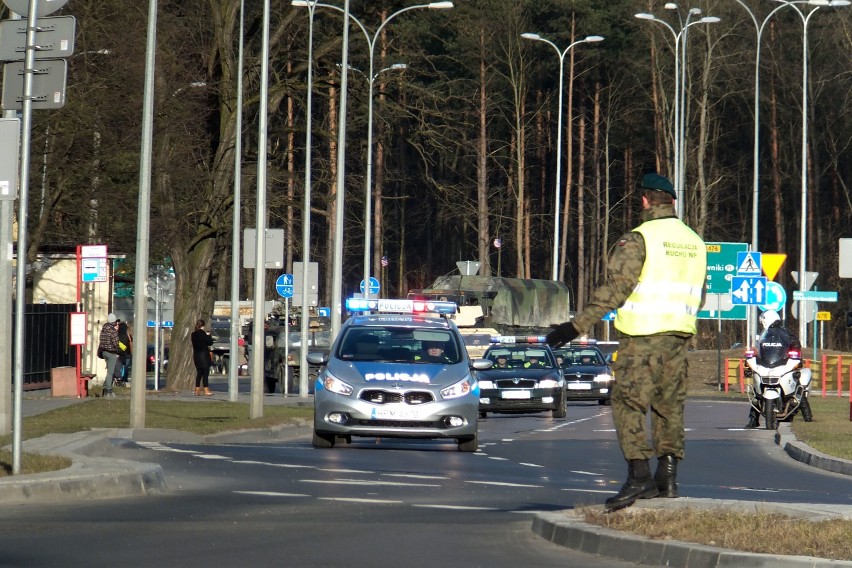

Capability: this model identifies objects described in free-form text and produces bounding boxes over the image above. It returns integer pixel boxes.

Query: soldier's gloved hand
[546,322,579,348]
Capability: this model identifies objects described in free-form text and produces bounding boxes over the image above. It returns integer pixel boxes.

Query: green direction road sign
[705,242,747,294]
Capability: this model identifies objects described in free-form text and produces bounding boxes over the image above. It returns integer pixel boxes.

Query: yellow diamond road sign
[761,253,786,281]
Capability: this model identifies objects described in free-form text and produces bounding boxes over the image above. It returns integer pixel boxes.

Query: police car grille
[491,398,547,408]
[566,373,595,383]
[360,390,435,405]
[356,419,437,428]
[495,379,537,389]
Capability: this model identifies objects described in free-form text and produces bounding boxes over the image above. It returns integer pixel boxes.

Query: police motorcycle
[744,310,813,430]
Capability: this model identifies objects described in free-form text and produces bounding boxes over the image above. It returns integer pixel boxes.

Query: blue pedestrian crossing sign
[731,276,767,305]
[276,273,294,298]
[736,251,761,276]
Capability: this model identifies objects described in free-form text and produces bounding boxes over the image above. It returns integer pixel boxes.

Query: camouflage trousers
[610,335,690,461]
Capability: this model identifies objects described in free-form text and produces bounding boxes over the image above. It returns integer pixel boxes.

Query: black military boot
[799,395,813,422]
[604,459,659,512]
[654,454,679,498]
[745,407,760,428]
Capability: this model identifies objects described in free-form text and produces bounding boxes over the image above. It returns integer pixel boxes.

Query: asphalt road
[1,399,850,567]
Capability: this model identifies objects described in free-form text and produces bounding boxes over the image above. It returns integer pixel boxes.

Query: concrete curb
[777,424,852,476]
[0,430,167,505]
[531,508,852,568]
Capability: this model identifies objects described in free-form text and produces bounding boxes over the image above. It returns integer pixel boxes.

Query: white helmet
[759,310,780,329]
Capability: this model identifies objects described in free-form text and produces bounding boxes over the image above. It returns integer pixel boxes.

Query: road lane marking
[318,497,403,504]
[302,479,442,487]
[413,504,497,511]
[466,481,542,488]
[234,491,310,498]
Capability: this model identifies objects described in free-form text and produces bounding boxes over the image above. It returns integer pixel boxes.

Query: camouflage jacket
[572,203,704,338]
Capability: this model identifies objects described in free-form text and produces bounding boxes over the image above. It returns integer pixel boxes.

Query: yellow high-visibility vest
[615,218,706,336]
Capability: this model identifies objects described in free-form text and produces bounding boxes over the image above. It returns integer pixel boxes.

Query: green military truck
[409,275,573,356]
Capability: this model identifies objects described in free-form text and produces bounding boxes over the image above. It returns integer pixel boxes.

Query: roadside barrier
[724,354,852,398]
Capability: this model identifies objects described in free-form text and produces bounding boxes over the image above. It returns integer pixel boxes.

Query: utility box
[50,366,77,397]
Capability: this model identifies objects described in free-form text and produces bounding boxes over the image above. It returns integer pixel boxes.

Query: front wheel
[552,392,567,418]
[457,433,478,452]
[764,397,780,430]
[312,430,335,448]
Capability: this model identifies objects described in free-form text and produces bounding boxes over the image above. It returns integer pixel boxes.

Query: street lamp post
[635,8,719,218]
[732,0,807,345]
[520,33,603,282]
[291,0,319,396]
[228,0,245,402]
[293,1,453,304]
[773,0,850,347]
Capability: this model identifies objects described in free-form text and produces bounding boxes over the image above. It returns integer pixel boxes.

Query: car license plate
[502,390,531,399]
[568,383,592,390]
[371,405,420,420]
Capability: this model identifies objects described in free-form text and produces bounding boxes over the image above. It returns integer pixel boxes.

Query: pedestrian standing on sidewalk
[546,173,707,512]
[191,319,214,396]
[97,313,122,397]
[114,318,133,384]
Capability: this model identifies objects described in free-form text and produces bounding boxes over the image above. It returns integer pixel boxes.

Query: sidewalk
[6,384,852,567]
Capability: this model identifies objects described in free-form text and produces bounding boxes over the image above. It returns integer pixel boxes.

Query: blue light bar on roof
[345,297,457,315]
[491,335,548,344]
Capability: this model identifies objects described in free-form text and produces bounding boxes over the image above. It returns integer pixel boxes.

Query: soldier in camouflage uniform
[547,173,707,512]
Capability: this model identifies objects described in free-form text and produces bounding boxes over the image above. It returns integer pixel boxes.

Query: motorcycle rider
[745,310,811,427]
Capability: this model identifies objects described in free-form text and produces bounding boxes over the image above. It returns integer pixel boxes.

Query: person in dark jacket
[191,319,214,396]
[98,313,122,397]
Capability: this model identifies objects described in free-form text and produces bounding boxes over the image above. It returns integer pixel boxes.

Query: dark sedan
[552,344,614,405]
[477,342,566,418]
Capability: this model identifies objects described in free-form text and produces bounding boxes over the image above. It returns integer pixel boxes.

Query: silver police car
[310,299,485,452]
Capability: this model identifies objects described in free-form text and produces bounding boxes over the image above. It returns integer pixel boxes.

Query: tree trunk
[477,27,491,277]
[325,80,338,307]
[576,112,586,311]
[286,61,296,273]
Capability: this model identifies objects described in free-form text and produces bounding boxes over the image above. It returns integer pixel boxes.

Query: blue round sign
[360,277,380,295]
[276,273,294,298]
[759,281,786,312]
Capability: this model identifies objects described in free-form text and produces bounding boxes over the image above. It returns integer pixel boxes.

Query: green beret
[639,173,676,199]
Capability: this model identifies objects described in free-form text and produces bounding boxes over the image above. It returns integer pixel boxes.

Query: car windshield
[484,346,554,369]
[554,348,605,368]
[337,327,462,364]
[284,330,332,349]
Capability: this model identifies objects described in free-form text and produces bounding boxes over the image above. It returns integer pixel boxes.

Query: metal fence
[12,303,77,390]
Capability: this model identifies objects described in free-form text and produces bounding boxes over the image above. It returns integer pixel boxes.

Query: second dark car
[552,343,614,405]
[478,339,566,419]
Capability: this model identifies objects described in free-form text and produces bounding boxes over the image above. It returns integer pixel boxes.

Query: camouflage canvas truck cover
[410,276,572,339]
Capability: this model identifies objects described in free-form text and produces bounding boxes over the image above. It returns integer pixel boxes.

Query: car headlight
[441,376,476,400]
[320,371,353,396]
[538,379,560,388]
[478,380,494,389]
[595,374,613,383]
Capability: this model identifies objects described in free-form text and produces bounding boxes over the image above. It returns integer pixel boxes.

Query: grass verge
[791,396,852,459]
[0,398,312,477]
[581,507,852,561]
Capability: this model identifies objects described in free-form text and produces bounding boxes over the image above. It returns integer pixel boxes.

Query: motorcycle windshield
[756,327,792,368]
